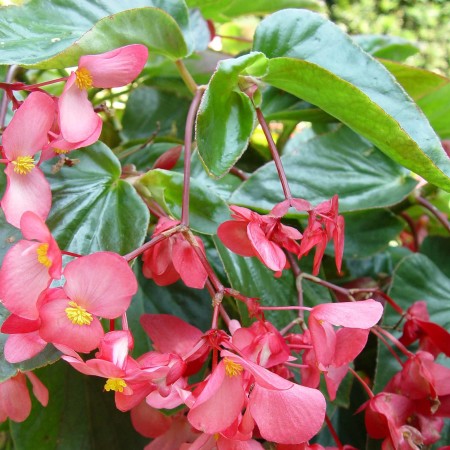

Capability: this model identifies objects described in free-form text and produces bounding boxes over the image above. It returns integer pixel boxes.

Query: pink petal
[0,373,32,422]
[311,299,383,329]
[334,328,370,366]
[63,252,137,318]
[247,221,286,271]
[25,371,49,406]
[188,362,245,434]
[62,355,122,378]
[309,317,336,368]
[2,165,51,228]
[4,332,47,363]
[131,400,172,438]
[95,330,132,369]
[172,239,208,289]
[140,314,203,356]
[249,383,326,444]
[217,221,256,257]
[79,45,148,88]
[2,91,55,161]
[1,314,40,334]
[0,240,52,319]
[324,364,349,401]
[39,298,104,353]
[59,73,103,143]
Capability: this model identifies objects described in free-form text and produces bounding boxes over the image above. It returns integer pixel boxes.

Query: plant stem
[325,414,344,450]
[416,194,450,234]
[286,252,304,319]
[276,121,296,153]
[175,59,198,96]
[181,87,205,226]
[373,325,413,358]
[229,166,248,181]
[348,367,374,398]
[0,65,19,129]
[399,212,419,251]
[371,328,404,366]
[255,107,293,200]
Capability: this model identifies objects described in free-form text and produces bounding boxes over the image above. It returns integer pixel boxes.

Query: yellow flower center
[224,358,244,377]
[36,243,51,268]
[75,67,93,90]
[65,301,93,325]
[104,378,127,393]
[12,156,35,175]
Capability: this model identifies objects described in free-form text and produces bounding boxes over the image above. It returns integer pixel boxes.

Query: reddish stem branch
[416,194,450,234]
[286,252,304,319]
[0,65,19,129]
[325,414,344,450]
[371,328,404,366]
[374,325,413,358]
[255,107,293,200]
[348,367,374,399]
[181,87,205,226]
[229,166,248,181]
[400,212,419,251]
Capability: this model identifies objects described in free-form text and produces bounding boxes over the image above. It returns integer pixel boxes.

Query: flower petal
[217,221,256,257]
[25,371,49,407]
[0,373,32,422]
[4,332,47,363]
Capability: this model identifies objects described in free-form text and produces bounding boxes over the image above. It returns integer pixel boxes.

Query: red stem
[255,107,293,200]
[373,325,413,358]
[348,367,374,399]
[286,252,304,319]
[416,194,450,234]
[325,414,344,450]
[400,212,419,251]
[371,328,404,366]
[61,250,82,258]
[181,87,205,226]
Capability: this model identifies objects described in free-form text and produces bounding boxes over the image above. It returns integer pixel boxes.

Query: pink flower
[59,45,148,144]
[0,371,48,423]
[39,252,137,353]
[218,206,302,273]
[142,217,208,289]
[0,91,55,227]
[0,211,62,320]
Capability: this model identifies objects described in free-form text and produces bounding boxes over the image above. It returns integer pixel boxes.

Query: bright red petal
[217,221,256,257]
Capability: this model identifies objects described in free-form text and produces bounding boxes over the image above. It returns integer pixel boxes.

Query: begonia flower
[218,205,302,273]
[59,45,148,144]
[0,371,48,423]
[0,91,55,227]
[142,217,208,289]
[0,211,62,320]
[39,252,137,353]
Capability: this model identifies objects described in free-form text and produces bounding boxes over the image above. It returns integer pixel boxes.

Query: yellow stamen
[36,243,51,268]
[104,378,127,393]
[12,156,35,175]
[53,148,69,155]
[224,358,244,377]
[75,67,93,90]
[65,301,93,325]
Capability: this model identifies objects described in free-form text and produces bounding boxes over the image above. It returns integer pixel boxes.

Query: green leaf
[337,210,404,259]
[0,305,60,383]
[10,361,147,450]
[230,126,417,214]
[373,253,450,392]
[196,52,268,179]
[253,9,450,191]
[135,168,230,235]
[121,86,190,141]
[421,236,450,278]
[43,142,149,255]
[187,0,325,21]
[353,35,419,62]
[0,0,191,68]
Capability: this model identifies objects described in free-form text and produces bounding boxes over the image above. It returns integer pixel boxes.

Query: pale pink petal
[2,165,51,228]
[140,314,203,356]
[311,299,384,329]
[115,381,155,412]
[2,91,55,161]
[39,298,104,353]
[131,400,172,438]
[79,45,148,88]
[0,240,52,319]
[172,239,208,289]
[4,332,47,363]
[95,330,132,369]
[324,364,349,401]
[309,318,336,368]
[59,73,102,143]
[0,373,31,422]
[62,355,119,378]
[334,328,370,366]
[188,362,245,434]
[63,252,137,318]
[25,371,49,406]
[217,221,256,257]
[247,221,286,271]
[249,383,326,444]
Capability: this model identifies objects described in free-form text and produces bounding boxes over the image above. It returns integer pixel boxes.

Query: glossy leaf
[253,9,450,191]
[230,126,417,214]
[10,361,147,450]
[43,142,149,255]
[135,168,230,234]
[0,0,191,68]
[196,52,268,178]
[421,236,450,278]
[373,253,450,392]
[354,35,419,62]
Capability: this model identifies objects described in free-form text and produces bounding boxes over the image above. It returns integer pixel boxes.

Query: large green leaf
[10,361,147,450]
[230,126,417,214]
[135,168,230,234]
[373,253,450,393]
[196,52,268,178]
[43,142,149,255]
[253,9,450,191]
[353,35,419,62]
[0,0,191,68]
